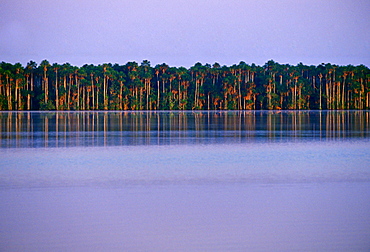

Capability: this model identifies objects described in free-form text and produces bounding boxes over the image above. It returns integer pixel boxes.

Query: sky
[0,0,369,68]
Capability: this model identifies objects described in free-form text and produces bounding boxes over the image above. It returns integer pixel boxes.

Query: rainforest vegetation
[0,60,369,111]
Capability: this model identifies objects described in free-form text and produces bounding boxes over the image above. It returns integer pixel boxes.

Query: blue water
[1,111,370,251]
[1,110,369,148]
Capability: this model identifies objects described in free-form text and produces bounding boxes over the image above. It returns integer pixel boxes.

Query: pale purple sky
[1,0,369,67]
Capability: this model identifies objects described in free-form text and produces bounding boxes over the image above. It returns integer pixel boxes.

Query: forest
[0,60,369,111]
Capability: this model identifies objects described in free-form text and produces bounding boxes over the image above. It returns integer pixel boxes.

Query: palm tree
[14,63,24,110]
[1,63,14,110]
[52,63,60,110]
[140,60,153,110]
[100,63,113,110]
[177,66,190,110]
[154,64,161,110]
[25,61,37,110]
[1,60,370,111]
[125,61,140,110]
[39,60,50,105]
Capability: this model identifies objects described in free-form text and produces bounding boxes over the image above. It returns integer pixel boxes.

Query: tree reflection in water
[0,111,369,148]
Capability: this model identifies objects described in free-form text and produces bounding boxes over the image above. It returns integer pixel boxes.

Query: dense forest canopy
[0,60,369,111]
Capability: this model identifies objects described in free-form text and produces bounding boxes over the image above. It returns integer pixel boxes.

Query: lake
[1,111,370,251]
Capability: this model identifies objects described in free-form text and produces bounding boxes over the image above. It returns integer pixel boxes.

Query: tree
[52,63,60,110]
[0,60,369,111]
[39,60,51,106]
[140,60,153,110]
[25,61,37,110]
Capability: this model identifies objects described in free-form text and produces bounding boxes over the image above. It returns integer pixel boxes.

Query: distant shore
[1,60,369,111]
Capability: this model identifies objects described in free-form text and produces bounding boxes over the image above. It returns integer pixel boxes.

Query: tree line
[0,60,369,111]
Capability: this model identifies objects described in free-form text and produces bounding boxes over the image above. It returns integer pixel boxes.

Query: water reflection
[0,111,369,148]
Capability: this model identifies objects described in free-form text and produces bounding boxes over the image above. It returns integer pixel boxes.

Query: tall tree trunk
[6,76,12,110]
[179,80,181,109]
[25,74,29,110]
[294,79,297,109]
[55,69,59,110]
[341,76,345,109]
[139,87,143,110]
[119,81,123,110]
[238,73,242,109]
[103,75,108,110]
[360,78,364,109]
[29,73,34,110]
[156,72,160,110]
[67,76,71,110]
[96,84,99,110]
[326,76,330,109]
[15,78,19,110]
[91,75,94,110]
[194,79,199,109]
[63,76,67,109]
[82,85,85,110]
[44,67,48,104]
[318,75,322,110]
[76,75,80,109]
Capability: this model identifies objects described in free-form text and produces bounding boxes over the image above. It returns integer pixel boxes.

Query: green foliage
[0,60,369,111]
[40,101,56,110]
[0,95,7,110]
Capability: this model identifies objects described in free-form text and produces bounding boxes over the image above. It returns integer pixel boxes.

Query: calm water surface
[1,111,370,251]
